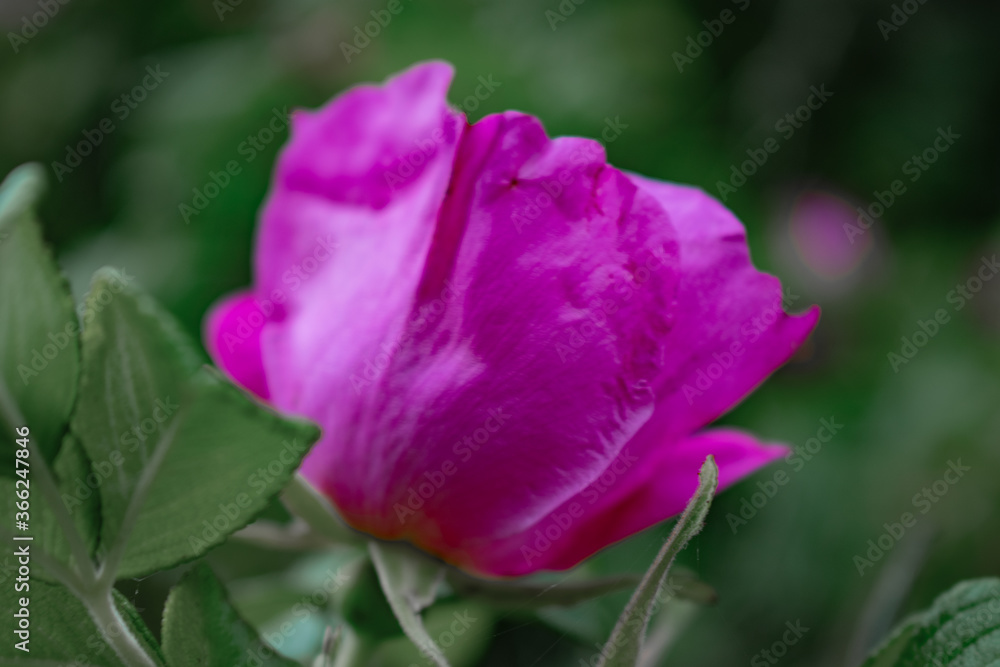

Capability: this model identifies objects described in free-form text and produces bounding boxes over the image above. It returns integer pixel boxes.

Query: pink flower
[206,62,819,577]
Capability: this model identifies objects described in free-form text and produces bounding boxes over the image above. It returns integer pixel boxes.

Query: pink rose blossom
[206,62,819,576]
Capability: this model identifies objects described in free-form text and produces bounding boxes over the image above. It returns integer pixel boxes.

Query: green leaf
[71,272,320,579]
[0,577,164,667]
[71,268,199,554]
[862,578,1000,667]
[369,541,449,666]
[162,563,299,667]
[52,434,102,557]
[596,455,719,667]
[0,164,79,467]
[114,369,319,579]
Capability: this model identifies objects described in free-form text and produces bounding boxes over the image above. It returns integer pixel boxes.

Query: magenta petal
[204,62,821,578]
[254,61,465,408]
[444,177,819,576]
[629,176,820,452]
[468,429,787,576]
[543,428,788,572]
[205,292,270,400]
[304,112,682,554]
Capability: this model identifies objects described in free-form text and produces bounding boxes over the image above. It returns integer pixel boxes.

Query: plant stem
[596,456,719,667]
[85,587,159,667]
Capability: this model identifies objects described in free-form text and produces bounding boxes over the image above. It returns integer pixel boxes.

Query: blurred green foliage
[2,0,999,664]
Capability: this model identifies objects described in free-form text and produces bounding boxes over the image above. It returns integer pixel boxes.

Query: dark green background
[2,0,998,664]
